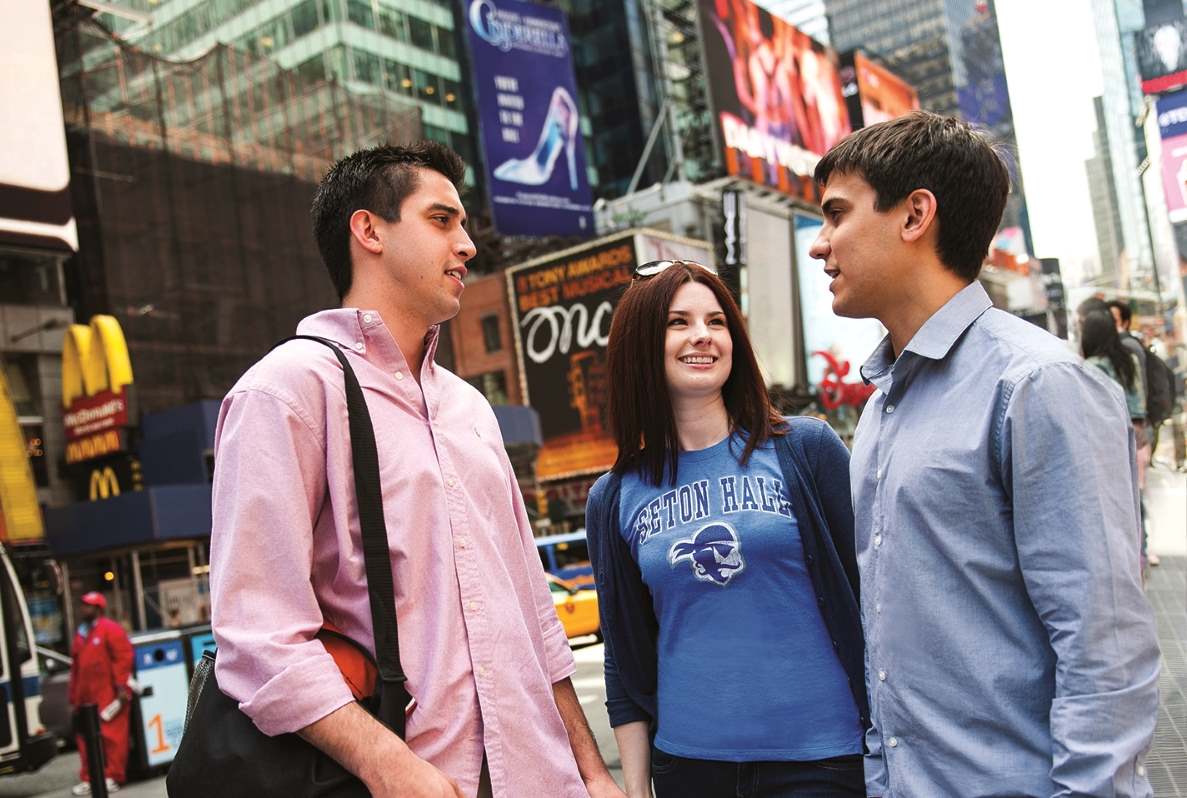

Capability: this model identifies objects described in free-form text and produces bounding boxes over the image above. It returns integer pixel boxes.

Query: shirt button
[878,670,887,681]
[468,601,478,611]
[876,467,883,480]
[447,478,456,488]
[457,538,466,549]
[1138,765,1147,777]
[875,602,882,614]
[395,371,404,381]
[477,665,487,678]
[362,313,374,323]
[885,404,896,414]
[888,737,899,748]
[353,341,364,352]
[874,533,883,547]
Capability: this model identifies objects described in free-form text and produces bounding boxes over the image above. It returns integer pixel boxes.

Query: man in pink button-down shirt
[210,142,624,798]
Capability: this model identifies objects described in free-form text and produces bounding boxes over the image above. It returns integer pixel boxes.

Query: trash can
[130,631,189,771]
[182,625,216,675]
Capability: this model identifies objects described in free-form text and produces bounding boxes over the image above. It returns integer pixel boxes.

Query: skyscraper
[91,0,474,165]
[825,0,1031,246]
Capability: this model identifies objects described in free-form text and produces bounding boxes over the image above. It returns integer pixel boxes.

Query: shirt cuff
[238,652,356,737]
[543,620,576,684]
[606,697,650,728]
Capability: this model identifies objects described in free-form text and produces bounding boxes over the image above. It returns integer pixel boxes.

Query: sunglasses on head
[632,259,718,280]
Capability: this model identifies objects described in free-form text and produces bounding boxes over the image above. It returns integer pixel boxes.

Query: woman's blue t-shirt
[618,432,863,761]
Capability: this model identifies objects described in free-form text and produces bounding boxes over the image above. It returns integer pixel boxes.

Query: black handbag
[167,335,411,797]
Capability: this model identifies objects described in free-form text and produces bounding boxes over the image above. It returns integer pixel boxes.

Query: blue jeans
[651,747,865,798]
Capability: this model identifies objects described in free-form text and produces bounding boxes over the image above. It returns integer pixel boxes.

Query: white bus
[0,544,56,775]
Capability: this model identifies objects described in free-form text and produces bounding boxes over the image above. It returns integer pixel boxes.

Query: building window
[0,252,63,306]
[436,25,457,58]
[346,0,374,29]
[291,0,320,38]
[378,8,406,40]
[409,16,435,51]
[352,49,380,84]
[3,357,38,418]
[466,371,508,405]
[481,315,502,352]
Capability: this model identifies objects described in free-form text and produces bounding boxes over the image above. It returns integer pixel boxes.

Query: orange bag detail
[317,624,377,701]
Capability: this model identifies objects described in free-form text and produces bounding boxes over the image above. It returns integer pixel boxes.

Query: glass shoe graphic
[494,87,579,190]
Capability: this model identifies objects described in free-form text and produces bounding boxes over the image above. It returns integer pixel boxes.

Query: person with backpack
[208,142,623,798]
[1107,299,1176,566]
[586,260,868,798]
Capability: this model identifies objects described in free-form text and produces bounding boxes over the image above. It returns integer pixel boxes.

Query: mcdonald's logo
[61,315,136,450]
[88,467,121,501]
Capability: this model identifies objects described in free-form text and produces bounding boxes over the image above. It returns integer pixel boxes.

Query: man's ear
[349,209,384,255]
[901,188,938,245]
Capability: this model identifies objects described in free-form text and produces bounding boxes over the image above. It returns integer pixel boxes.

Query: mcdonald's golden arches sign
[61,315,137,465]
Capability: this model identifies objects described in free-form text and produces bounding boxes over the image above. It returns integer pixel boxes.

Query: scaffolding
[53,5,423,411]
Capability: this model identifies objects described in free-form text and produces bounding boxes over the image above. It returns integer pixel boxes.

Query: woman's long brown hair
[606,262,784,486]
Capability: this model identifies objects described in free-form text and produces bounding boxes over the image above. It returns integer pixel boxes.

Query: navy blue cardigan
[585,417,870,733]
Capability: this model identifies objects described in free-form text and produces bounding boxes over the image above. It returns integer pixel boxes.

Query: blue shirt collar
[860,281,993,389]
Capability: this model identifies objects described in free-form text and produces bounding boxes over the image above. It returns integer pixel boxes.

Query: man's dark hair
[814,111,1010,283]
[311,141,466,300]
[1107,299,1132,326]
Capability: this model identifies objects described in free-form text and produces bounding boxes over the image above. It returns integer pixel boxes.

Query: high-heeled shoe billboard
[465,0,594,237]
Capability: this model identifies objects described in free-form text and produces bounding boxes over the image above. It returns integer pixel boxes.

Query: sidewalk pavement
[1144,460,1187,797]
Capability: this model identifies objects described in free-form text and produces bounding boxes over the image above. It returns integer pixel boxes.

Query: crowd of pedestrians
[179,111,1165,797]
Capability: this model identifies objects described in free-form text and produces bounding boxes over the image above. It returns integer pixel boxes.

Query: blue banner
[465,0,594,236]
[1157,88,1187,139]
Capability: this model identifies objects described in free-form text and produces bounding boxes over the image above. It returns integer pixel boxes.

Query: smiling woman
[587,261,869,798]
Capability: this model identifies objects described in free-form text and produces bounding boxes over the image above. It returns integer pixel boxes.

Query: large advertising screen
[697,0,851,200]
[465,0,594,236]
[1137,19,1187,94]
[793,214,884,397]
[1,2,76,252]
[840,51,919,129]
[1157,89,1187,222]
[507,231,713,481]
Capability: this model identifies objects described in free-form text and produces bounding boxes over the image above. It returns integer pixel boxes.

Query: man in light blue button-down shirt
[809,112,1160,798]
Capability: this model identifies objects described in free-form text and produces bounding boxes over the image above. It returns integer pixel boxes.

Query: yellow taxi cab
[547,573,601,640]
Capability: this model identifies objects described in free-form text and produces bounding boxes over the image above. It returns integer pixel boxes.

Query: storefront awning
[44,484,212,557]
[492,405,542,447]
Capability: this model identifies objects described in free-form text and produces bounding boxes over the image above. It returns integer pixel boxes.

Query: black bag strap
[272,335,407,706]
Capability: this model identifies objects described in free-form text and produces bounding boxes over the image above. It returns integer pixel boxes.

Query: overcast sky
[996,0,1107,288]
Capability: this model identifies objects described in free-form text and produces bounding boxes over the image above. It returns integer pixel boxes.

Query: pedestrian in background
[586,261,867,798]
[1085,297,1155,570]
[1081,308,1147,452]
[209,142,622,798]
[68,592,132,796]
[810,111,1160,797]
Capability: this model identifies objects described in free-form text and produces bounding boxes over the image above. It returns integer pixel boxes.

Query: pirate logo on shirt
[668,522,745,586]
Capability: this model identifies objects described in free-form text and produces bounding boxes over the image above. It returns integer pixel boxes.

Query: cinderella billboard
[465,0,594,236]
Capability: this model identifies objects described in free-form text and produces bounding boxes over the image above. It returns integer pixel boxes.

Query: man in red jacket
[68,592,133,795]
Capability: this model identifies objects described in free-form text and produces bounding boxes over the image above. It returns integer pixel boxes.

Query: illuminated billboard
[1,2,76,251]
[1138,19,1187,94]
[507,231,713,481]
[697,0,851,200]
[792,214,884,399]
[840,51,919,128]
[465,0,594,236]
[1157,89,1187,222]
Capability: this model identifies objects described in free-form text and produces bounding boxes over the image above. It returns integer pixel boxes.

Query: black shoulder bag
[166,336,411,798]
